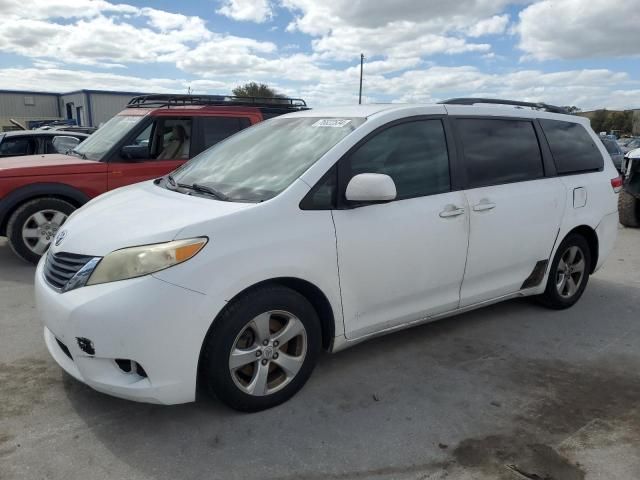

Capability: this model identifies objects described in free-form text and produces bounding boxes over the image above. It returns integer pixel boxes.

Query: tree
[562,106,581,114]
[232,82,283,99]
[590,109,609,133]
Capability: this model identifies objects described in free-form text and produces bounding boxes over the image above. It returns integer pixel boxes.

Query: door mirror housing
[345,173,397,204]
[121,144,149,160]
[52,135,80,154]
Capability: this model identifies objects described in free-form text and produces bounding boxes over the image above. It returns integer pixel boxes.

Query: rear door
[190,116,252,157]
[454,117,566,307]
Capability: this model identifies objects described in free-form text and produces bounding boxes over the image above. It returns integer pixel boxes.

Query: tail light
[611,176,623,193]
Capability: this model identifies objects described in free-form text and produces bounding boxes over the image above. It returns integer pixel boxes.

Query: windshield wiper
[190,183,229,201]
[165,174,229,201]
[177,182,229,201]
[166,173,177,188]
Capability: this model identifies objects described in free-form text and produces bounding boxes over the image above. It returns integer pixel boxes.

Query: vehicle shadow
[0,240,35,285]
[60,276,640,480]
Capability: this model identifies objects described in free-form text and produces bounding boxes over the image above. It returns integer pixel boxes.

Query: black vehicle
[0,130,90,157]
[619,149,640,227]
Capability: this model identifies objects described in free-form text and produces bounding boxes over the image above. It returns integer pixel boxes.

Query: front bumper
[35,258,211,404]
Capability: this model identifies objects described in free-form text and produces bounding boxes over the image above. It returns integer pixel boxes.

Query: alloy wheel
[555,245,586,298]
[21,209,68,255]
[229,310,307,396]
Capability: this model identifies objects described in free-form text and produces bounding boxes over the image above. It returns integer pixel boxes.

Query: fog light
[76,337,95,355]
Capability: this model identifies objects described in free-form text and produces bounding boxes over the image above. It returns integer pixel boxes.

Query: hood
[0,154,102,178]
[628,148,640,159]
[50,180,253,256]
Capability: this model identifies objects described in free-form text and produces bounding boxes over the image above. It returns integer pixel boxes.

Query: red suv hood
[0,154,103,178]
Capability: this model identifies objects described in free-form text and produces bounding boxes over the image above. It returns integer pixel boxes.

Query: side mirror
[345,173,397,203]
[52,135,80,154]
[121,144,148,160]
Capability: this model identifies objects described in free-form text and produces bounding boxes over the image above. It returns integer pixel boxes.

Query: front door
[454,117,566,306]
[332,118,469,340]
[108,117,192,190]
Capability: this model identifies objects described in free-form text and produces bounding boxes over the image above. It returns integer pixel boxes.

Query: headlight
[86,237,207,286]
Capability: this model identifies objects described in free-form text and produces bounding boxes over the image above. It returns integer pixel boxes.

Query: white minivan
[35,99,621,411]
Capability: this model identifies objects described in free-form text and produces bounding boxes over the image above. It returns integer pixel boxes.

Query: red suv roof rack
[127,94,308,110]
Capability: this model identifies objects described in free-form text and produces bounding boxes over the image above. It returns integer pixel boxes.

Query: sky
[0,0,638,110]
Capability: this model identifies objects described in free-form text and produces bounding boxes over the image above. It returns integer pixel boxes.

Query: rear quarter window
[539,119,604,174]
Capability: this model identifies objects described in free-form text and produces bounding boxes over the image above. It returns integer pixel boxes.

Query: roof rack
[439,98,568,114]
[126,94,308,110]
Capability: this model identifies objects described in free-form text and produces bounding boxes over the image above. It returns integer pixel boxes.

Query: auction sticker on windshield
[312,119,352,128]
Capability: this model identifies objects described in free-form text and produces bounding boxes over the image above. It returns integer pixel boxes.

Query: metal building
[0,89,148,131]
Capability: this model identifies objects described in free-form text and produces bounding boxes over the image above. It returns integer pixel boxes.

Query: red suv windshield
[72,115,143,161]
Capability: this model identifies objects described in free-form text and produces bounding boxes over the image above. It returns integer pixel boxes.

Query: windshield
[72,115,143,161]
[169,117,365,202]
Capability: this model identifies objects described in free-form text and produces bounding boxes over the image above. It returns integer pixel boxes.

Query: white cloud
[217,0,273,23]
[466,14,510,37]
[0,67,185,93]
[518,0,640,60]
[0,0,137,19]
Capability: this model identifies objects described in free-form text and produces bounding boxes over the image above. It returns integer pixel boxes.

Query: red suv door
[107,116,192,190]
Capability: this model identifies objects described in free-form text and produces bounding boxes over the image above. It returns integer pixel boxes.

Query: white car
[35,99,621,411]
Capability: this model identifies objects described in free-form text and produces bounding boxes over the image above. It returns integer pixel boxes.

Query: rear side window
[458,119,544,188]
[200,117,251,149]
[343,119,450,200]
[539,119,603,174]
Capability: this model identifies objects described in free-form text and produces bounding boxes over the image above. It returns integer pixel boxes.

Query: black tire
[6,198,76,264]
[201,285,321,412]
[538,234,592,310]
[618,190,640,228]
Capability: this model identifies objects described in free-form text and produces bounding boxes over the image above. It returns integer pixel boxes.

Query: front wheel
[538,234,592,310]
[201,285,321,412]
[6,198,75,264]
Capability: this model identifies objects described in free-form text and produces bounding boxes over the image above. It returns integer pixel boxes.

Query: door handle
[439,206,465,218]
[473,202,496,212]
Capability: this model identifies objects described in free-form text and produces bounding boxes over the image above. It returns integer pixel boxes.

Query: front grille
[44,251,94,290]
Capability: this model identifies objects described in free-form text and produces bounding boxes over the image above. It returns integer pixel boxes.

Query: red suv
[0,94,307,263]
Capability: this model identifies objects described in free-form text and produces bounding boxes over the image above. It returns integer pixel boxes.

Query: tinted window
[344,120,450,200]
[200,117,251,149]
[458,119,543,188]
[0,137,36,156]
[540,119,603,174]
[300,165,337,210]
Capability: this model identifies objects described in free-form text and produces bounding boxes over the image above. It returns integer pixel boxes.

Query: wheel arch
[0,183,89,235]
[565,224,599,273]
[196,276,338,391]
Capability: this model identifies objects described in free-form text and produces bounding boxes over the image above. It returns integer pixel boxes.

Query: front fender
[0,183,90,235]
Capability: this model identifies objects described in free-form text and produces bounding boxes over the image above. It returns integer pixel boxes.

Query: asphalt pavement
[1,228,639,480]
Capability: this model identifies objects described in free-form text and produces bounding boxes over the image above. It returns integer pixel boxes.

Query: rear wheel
[201,285,321,412]
[618,190,640,227]
[538,234,591,310]
[6,198,75,264]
